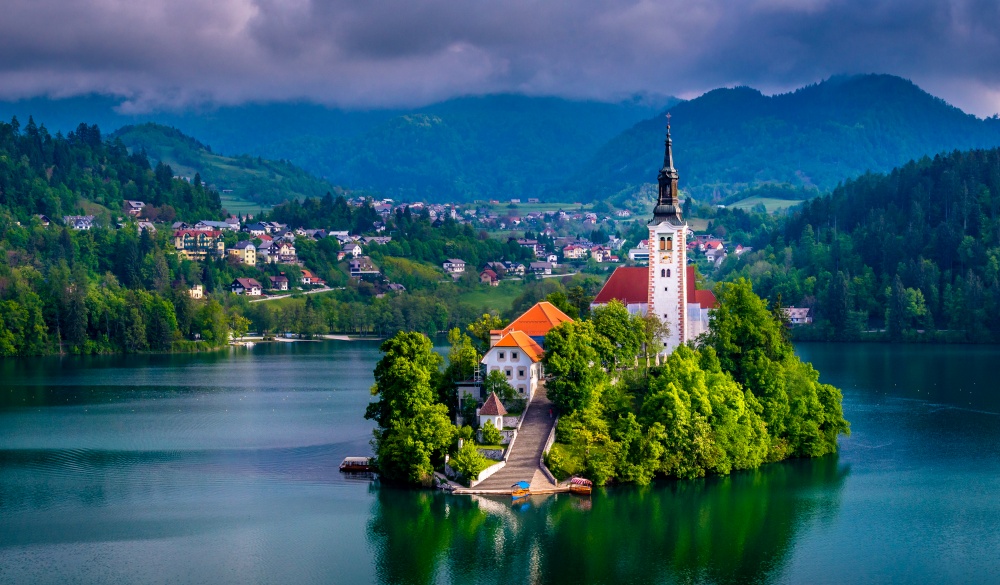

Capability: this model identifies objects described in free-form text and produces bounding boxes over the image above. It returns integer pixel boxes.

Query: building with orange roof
[478,392,508,429]
[480,330,546,400]
[490,301,573,347]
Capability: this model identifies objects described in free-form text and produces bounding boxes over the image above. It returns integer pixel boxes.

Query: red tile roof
[479,392,508,416]
[593,266,649,305]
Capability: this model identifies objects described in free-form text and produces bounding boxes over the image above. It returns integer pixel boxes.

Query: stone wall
[477,448,505,460]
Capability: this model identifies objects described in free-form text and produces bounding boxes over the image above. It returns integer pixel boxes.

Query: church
[591,117,716,353]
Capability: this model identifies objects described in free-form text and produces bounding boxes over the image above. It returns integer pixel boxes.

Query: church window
[666,237,673,251]
[661,269,665,277]
[659,237,666,251]
[666,269,671,277]
[664,287,668,291]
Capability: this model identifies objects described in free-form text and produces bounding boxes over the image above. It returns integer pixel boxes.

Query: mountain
[716,146,1000,342]
[0,94,674,202]
[570,74,1000,202]
[111,123,342,208]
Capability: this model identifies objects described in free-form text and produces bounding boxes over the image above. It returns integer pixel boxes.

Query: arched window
[666,236,673,251]
[666,269,671,277]
[659,236,666,251]
[660,269,665,277]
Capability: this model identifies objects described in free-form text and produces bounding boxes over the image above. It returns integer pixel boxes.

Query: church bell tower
[648,114,688,354]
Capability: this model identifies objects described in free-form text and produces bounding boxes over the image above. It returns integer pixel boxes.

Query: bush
[450,442,490,485]
[480,420,502,445]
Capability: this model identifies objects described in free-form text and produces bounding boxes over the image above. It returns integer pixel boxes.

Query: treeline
[0,117,222,223]
[717,147,1000,342]
[544,283,848,485]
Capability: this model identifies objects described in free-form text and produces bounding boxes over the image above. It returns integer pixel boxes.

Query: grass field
[457,280,526,314]
[728,197,804,213]
[221,193,272,217]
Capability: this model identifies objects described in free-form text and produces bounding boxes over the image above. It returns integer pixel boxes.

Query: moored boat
[569,476,593,495]
[511,480,531,499]
[339,456,374,472]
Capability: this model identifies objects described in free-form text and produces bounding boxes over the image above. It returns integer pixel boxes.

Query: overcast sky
[1,0,998,116]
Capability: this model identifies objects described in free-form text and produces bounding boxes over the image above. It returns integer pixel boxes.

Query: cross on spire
[666,112,671,129]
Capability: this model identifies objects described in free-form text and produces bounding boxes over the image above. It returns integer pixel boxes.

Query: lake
[1,341,999,584]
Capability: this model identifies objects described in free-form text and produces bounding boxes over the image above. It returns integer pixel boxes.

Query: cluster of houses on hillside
[627,235,751,266]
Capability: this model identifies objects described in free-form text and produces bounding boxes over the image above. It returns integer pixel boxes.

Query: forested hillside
[0,94,672,203]
[0,117,234,355]
[716,147,1000,342]
[112,123,342,207]
[571,75,1000,202]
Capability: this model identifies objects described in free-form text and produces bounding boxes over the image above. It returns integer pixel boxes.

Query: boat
[511,481,531,500]
[339,456,374,472]
[569,476,593,495]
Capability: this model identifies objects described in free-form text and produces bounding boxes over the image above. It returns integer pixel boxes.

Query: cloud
[0,0,998,115]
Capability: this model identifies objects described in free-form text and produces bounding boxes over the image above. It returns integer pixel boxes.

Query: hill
[110,123,342,209]
[0,94,674,203]
[570,74,1000,202]
[716,146,1000,342]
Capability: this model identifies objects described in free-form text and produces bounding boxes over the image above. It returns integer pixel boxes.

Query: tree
[467,313,505,353]
[366,332,455,485]
[483,369,518,403]
[543,321,609,413]
[449,441,490,484]
[229,313,251,340]
[591,300,645,369]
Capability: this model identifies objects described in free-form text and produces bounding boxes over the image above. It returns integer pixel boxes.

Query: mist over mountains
[2,75,999,204]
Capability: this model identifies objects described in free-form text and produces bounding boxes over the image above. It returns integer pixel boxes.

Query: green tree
[449,441,490,484]
[480,420,502,445]
[543,321,609,413]
[483,369,518,403]
[591,299,645,369]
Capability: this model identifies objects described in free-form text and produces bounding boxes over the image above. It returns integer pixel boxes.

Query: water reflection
[369,455,848,585]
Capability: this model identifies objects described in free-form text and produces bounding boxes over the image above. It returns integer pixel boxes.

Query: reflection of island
[367,455,849,585]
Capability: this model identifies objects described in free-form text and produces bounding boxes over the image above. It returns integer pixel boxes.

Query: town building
[783,307,813,325]
[480,269,500,286]
[124,200,145,217]
[173,230,225,260]
[481,330,545,399]
[443,258,466,274]
[299,268,325,286]
[231,278,262,296]
[229,241,256,266]
[268,275,289,291]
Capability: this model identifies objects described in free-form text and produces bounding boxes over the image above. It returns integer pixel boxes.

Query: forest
[714,147,1000,342]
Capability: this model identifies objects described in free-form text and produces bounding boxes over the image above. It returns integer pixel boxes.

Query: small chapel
[591,116,716,354]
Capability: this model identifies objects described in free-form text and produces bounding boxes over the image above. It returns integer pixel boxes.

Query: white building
[443,259,466,274]
[478,393,507,430]
[480,330,545,400]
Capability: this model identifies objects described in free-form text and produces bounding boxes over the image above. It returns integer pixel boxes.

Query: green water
[1,341,999,584]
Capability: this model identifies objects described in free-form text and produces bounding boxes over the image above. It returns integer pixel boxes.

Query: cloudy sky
[1,0,999,115]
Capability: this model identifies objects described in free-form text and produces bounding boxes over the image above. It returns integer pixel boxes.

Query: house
[627,247,649,263]
[546,254,559,265]
[243,222,268,237]
[228,241,256,266]
[256,240,276,263]
[35,214,51,226]
[343,242,362,258]
[504,262,526,276]
[387,283,406,292]
[480,269,499,286]
[268,274,289,291]
[349,257,380,278]
[173,230,225,260]
[137,221,156,233]
[563,245,588,260]
[529,261,553,275]
[476,392,507,429]
[300,268,325,286]
[481,331,545,400]
[276,241,297,263]
[63,215,95,230]
[189,284,204,299]
[615,209,631,218]
[124,200,145,217]
[231,277,262,296]
[195,220,237,231]
[443,259,466,274]
[782,307,813,325]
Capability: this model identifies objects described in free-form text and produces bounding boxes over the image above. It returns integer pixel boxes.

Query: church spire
[652,113,681,223]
